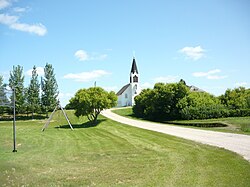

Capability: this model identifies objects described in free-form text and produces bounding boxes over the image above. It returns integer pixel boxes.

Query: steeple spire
[130,57,138,74]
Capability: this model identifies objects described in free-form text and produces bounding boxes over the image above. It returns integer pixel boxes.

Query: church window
[125,93,128,98]
[133,75,138,82]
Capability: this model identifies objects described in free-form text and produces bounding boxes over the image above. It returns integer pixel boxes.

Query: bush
[229,109,250,117]
[133,81,189,121]
[180,105,229,120]
[133,82,250,121]
[181,106,250,120]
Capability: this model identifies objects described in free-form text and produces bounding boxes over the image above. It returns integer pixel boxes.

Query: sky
[0,0,250,106]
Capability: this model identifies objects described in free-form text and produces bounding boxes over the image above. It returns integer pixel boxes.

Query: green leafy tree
[167,80,190,119]
[179,91,221,108]
[27,66,41,119]
[69,87,117,124]
[148,83,174,120]
[0,75,9,115]
[246,89,250,108]
[9,65,25,114]
[134,80,250,120]
[133,88,154,118]
[219,87,250,109]
[179,92,226,119]
[41,63,59,117]
[133,80,189,121]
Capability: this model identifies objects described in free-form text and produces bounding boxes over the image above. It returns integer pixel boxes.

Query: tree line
[0,63,58,118]
[133,80,250,121]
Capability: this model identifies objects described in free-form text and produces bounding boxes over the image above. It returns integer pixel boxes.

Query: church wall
[131,83,141,105]
[117,85,132,107]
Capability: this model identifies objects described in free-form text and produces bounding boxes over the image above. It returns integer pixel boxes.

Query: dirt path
[101,109,250,162]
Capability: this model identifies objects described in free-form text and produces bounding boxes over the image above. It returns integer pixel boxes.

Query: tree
[133,80,189,121]
[167,80,190,119]
[41,63,59,117]
[9,65,25,114]
[133,88,154,118]
[179,92,226,120]
[179,91,221,109]
[179,79,186,85]
[219,87,250,109]
[0,75,9,115]
[27,66,41,119]
[69,87,117,124]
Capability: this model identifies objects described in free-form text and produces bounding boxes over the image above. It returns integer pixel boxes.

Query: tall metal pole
[13,87,17,152]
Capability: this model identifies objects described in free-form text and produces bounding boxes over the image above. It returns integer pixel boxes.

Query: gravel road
[101,109,250,162]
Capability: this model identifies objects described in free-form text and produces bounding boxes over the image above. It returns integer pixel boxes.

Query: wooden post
[41,105,57,131]
[60,105,74,130]
[41,103,74,131]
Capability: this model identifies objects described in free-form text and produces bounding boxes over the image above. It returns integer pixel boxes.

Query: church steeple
[130,57,139,83]
[117,56,141,107]
[131,57,138,74]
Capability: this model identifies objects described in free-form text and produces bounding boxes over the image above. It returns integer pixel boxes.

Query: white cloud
[179,46,205,61]
[141,82,153,89]
[207,75,227,80]
[10,22,47,36]
[0,14,18,25]
[193,69,220,77]
[103,86,118,92]
[57,92,74,107]
[0,13,47,36]
[26,67,44,76]
[13,7,28,13]
[58,92,74,100]
[192,69,227,80]
[75,50,88,61]
[74,49,107,61]
[235,82,248,87]
[0,0,11,9]
[153,75,179,83]
[140,76,179,89]
[63,70,110,82]
[0,71,9,80]
[5,85,12,91]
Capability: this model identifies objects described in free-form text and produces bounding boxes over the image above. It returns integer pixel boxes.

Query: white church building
[117,57,141,107]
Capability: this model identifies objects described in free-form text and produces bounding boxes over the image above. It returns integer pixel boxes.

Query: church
[117,57,141,107]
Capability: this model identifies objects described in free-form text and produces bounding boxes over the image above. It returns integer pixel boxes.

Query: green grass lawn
[1,110,250,186]
[113,107,250,134]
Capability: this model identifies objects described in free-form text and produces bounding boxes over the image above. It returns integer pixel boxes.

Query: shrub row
[180,105,250,120]
[133,82,250,121]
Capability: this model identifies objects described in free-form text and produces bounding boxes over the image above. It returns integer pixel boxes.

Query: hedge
[180,105,250,120]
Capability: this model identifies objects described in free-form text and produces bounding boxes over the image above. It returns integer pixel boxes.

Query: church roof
[131,58,138,74]
[189,85,205,92]
[116,84,130,96]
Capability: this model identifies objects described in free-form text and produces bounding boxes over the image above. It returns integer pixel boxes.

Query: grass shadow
[55,119,106,129]
[166,121,228,128]
[0,114,47,121]
[126,113,137,118]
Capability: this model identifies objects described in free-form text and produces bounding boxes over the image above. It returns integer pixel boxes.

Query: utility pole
[12,87,17,152]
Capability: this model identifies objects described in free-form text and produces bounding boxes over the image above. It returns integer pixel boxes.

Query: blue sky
[1,0,250,106]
